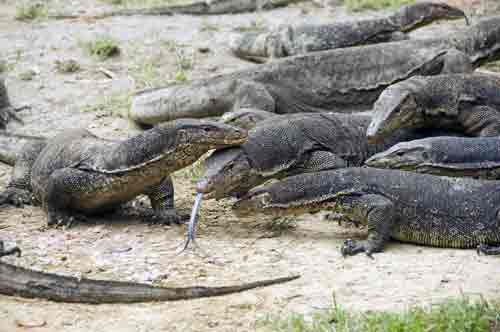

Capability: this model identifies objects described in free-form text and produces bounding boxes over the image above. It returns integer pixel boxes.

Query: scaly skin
[233,168,500,256]
[0,131,44,165]
[365,136,500,179]
[367,74,500,142]
[196,112,459,199]
[0,77,23,129]
[130,17,500,127]
[230,2,467,62]
[0,119,247,226]
[51,0,296,19]
[0,240,299,303]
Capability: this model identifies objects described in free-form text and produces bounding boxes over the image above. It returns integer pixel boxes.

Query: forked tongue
[177,193,205,255]
[464,13,470,26]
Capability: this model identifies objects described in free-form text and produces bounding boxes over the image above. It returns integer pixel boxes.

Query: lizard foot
[47,211,88,228]
[340,239,375,258]
[0,241,21,258]
[0,187,35,208]
[147,209,189,225]
[477,244,500,256]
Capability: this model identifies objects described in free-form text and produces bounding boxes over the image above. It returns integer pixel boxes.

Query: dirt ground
[0,1,499,331]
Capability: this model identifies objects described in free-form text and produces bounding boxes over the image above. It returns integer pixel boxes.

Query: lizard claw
[340,239,372,257]
[476,244,500,256]
[47,211,86,228]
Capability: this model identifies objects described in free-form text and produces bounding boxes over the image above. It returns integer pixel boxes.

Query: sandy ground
[0,1,499,331]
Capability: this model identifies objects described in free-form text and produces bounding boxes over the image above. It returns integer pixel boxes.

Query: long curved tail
[0,260,298,303]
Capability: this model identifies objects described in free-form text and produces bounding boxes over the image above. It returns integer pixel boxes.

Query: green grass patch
[54,59,81,74]
[260,296,500,332]
[83,93,131,118]
[128,39,193,89]
[18,69,36,81]
[81,37,121,60]
[15,3,48,21]
[264,217,297,236]
[343,0,415,12]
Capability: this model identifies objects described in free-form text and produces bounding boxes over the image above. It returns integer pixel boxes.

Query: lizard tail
[0,260,299,303]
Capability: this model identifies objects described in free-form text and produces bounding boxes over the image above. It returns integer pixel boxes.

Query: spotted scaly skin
[0,240,298,303]
[366,136,500,179]
[130,17,500,127]
[233,168,500,256]
[230,2,467,62]
[0,77,22,129]
[197,112,459,200]
[367,74,500,141]
[0,119,246,226]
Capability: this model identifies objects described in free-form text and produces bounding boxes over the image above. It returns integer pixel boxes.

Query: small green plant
[265,217,297,236]
[173,47,194,83]
[82,37,121,60]
[260,296,500,332]
[15,3,48,21]
[83,93,130,118]
[54,59,81,74]
[343,0,415,12]
[18,69,36,81]
[105,0,125,4]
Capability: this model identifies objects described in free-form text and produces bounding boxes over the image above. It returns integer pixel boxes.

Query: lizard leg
[339,194,395,257]
[232,80,276,113]
[477,244,500,256]
[0,241,21,258]
[45,168,90,227]
[0,140,46,207]
[145,176,188,225]
[440,49,474,74]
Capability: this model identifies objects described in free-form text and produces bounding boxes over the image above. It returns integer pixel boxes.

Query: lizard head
[229,29,287,62]
[367,78,426,144]
[220,108,277,131]
[196,147,264,200]
[396,2,468,31]
[465,16,500,66]
[173,119,248,149]
[365,139,434,171]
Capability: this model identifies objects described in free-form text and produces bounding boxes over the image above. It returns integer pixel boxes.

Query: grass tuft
[54,59,81,74]
[83,93,131,118]
[260,296,500,332]
[18,69,36,81]
[82,37,121,60]
[343,0,415,12]
[265,217,297,236]
[15,3,48,21]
